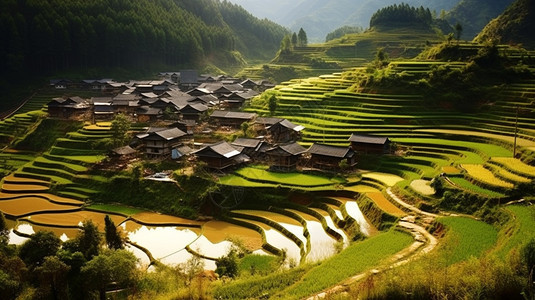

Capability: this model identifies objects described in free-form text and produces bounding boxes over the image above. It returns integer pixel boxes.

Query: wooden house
[179,103,208,121]
[265,142,307,170]
[47,97,90,119]
[49,79,72,89]
[231,138,265,158]
[135,107,162,123]
[348,134,391,155]
[136,127,188,158]
[267,119,304,143]
[172,145,193,160]
[110,146,137,161]
[307,143,356,169]
[240,79,258,90]
[193,141,249,169]
[209,110,257,128]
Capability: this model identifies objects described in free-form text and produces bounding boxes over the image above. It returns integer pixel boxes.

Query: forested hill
[446,0,514,39]
[0,0,288,80]
[474,0,535,49]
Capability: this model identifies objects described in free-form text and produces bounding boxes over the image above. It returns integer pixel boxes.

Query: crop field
[447,176,506,198]
[490,157,535,178]
[493,205,535,259]
[461,164,515,188]
[277,230,413,299]
[438,217,498,265]
[366,192,405,217]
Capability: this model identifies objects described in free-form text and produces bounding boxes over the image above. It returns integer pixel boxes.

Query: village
[47,71,391,174]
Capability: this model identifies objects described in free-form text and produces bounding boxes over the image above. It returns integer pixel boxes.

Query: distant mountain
[474,0,535,49]
[226,0,459,42]
[446,0,515,39]
[0,0,288,79]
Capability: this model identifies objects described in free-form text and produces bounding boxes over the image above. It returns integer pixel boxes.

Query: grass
[493,205,535,259]
[490,157,535,178]
[275,230,413,299]
[461,164,514,188]
[234,166,345,187]
[438,217,498,265]
[238,254,279,276]
[447,176,506,198]
[86,203,146,216]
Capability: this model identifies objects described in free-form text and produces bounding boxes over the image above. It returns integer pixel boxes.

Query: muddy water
[0,197,81,217]
[121,221,200,264]
[235,218,301,264]
[286,209,341,262]
[234,210,307,249]
[326,204,345,221]
[308,208,349,246]
[201,220,263,251]
[344,200,377,236]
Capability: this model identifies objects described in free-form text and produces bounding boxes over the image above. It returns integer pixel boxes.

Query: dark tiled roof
[267,142,307,156]
[348,134,390,145]
[112,146,136,155]
[210,110,256,120]
[308,143,352,158]
[232,138,262,148]
[256,117,284,125]
[193,141,241,158]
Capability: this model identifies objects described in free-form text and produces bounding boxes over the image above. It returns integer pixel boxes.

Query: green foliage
[0,212,8,246]
[438,216,498,265]
[215,249,239,278]
[104,215,124,250]
[238,254,278,277]
[297,28,308,47]
[34,256,71,299]
[111,113,131,148]
[277,230,413,299]
[325,26,363,42]
[370,3,433,29]
[14,119,82,152]
[0,0,287,84]
[75,220,102,260]
[212,267,307,299]
[19,231,61,269]
[81,249,139,299]
[268,94,278,116]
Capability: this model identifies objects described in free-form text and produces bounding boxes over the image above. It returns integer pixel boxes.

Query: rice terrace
[1,0,535,299]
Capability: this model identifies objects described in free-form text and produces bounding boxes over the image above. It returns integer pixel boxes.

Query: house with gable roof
[266,119,305,143]
[136,127,188,158]
[265,142,307,170]
[348,134,391,155]
[307,143,356,169]
[193,141,249,169]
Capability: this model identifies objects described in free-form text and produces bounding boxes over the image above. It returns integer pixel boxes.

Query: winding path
[307,188,439,299]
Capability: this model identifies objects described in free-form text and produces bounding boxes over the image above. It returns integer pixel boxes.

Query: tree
[77,220,102,260]
[268,94,278,116]
[215,249,239,278]
[19,231,61,269]
[280,34,292,53]
[0,211,8,246]
[34,256,71,300]
[81,249,139,300]
[297,28,308,47]
[455,22,463,42]
[291,32,298,47]
[104,215,124,250]
[111,113,131,148]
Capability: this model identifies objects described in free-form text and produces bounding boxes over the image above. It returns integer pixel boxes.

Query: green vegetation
[438,217,498,264]
[276,230,412,299]
[370,3,433,29]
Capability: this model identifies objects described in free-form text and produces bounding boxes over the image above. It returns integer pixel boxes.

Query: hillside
[0,0,287,85]
[227,0,459,42]
[474,0,535,49]
[446,0,515,39]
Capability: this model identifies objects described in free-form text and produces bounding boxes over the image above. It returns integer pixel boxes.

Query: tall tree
[34,256,71,300]
[0,211,8,246]
[77,220,102,260]
[455,22,463,42]
[111,113,131,148]
[291,32,298,47]
[268,94,278,116]
[297,28,308,47]
[19,231,61,269]
[81,249,138,300]
[104,215,124,250]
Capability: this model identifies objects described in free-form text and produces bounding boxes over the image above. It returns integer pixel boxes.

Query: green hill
[0,0,287,83]
[474,0,535,49]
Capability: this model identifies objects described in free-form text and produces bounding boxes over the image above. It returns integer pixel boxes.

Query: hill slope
[0,0,288,79]
[474,0,535,49]
[446,0,514,39]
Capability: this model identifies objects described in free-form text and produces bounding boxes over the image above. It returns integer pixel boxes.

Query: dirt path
[307,189,439,300]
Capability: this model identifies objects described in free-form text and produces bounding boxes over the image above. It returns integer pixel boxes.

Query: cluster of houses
[49,71,392,173]
[48,70,274,121]
[126,113,391,171]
